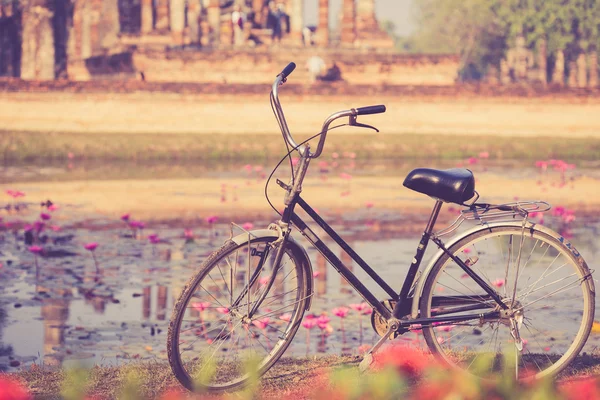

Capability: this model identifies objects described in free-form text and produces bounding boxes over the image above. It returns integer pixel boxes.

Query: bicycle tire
[168,236,310,392]
[419,225,594,380]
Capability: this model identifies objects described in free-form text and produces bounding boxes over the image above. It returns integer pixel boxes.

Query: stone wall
[123,49,460,86]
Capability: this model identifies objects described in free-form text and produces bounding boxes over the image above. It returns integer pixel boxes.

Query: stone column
[537,38,547,86]
[589,50,598,88]
[290,0,303,42]
[317,0,329,47]
[170,0,185,45]
[141,0,153,33]
[155,0,169,31]
[357,0,377,32]
[21,1,55,80]
[207,0,220,46]
[340,0,356,46]
[552,50,564,86]
[576,53,587,88]
[567,61,577,87]
[187,0,201,44]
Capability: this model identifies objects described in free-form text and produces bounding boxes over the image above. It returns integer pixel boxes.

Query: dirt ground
[1,91,600,138]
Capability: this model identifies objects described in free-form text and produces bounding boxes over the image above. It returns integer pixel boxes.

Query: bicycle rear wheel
[419,225,594,380]
[168,235,310,392]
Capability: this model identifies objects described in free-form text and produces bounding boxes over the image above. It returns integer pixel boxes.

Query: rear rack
[435,201,551,238]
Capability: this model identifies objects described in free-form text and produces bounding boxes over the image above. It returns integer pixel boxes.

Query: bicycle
[167,62,596,391]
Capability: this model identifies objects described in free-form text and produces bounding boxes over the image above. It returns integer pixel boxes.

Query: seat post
[425,200,444,234]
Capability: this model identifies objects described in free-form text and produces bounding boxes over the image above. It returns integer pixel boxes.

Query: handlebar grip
[355,105,386,116]
[279,62,296,79]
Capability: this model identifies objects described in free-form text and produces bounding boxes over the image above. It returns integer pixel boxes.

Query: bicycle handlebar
[271,62,386,159]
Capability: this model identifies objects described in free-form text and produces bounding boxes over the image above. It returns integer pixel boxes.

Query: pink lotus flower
[252,317,270,330]
[216,307,229,314]
[242,222,254,230]
[467,157,478,165]
[48,204,59,212]
[291,157,300,166]
[317,315,330,330]
[348,152,356,159]
[121,214,130,221]
[148,234,160,244]
[24,224,33,232]
[244,164,253,172]
[361,307,373,315]
[6,190,25,198]
[259,276,270,286]
[332,307,350,318]
[192,302,211,312]
[339,173,352,180]
[84,242,98,251]
[302,318,318,329]
[492,278,505,288]
[349,303,367,312]
[129,221,145,229]
[50,225,61,232]
[365,201,374,209]
[332,152,339,159]
[33,221,45,233]
[479,151,489,159]
[28,246,43,254]
[535,160,548,171]
[312,271,321,278]
[40,213,51,221]
[205,215,218,224]
[279,313,292,322]
[184,229,194,239]
[462,248,471,254]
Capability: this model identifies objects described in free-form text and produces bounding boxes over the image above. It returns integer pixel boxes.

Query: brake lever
[349,115,380,133]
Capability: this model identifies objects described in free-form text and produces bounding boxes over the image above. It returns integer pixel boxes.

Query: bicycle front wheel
[420,224,594,380]
[168,235,310,392]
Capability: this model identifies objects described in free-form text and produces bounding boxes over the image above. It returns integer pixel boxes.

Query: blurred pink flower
[33,221,45,233]
[462,248,471,254]
[349,303,367,312]
[244,164,253,172]
[50,225,61,232]
[317,315,330,330]
[84,242,98,251]
[302,318,318,329]
[40,213,51,221]
[339,173,352,180]
[291,157,300,167]
[365,201,374,209]
[148,234,160,244]
[467,157,478,165]
[492,278,505,288]
[242,222,254,230]
[121,213,130,221]
[312,271,320,278]
[216,307,230,314]
[28,246,43,254]
[332,152,339,159]
[332,307,349,318]
[252,317,270,330]
[48,204,59,212]
[259,276,270,286]
[361,307,373,315]
[192,302,211,312]
[184,229,194,239]
[206,215,219,224]
[479,151,489,159]
[279,313,292,322]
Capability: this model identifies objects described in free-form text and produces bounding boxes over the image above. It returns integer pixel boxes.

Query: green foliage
[60,367,90,400]
[408,0,600,75]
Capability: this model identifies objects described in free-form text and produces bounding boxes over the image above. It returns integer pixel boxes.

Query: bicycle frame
[278,190,504,329]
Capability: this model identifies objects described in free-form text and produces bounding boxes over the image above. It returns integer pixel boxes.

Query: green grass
[2,130,600,164]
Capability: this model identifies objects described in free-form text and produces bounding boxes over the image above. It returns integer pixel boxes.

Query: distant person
[302,26,316,46]
[266,2,283,44]
[306,55,325,83]
[318,62,343,82]
[231,5,246,46]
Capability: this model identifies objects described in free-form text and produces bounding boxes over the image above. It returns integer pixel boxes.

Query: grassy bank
[3,131,600,164]
[11,353,600,399]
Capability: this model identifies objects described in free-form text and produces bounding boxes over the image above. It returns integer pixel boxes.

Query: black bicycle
[167,63,595,391]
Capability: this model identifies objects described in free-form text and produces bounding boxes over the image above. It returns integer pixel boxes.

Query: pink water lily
[29,246,43,254]
[479,151,489,159]
[216,307,230,314]
[259,276,270,286]
[302,317,318,329]
[6,190,25,198]
[312,271,321,278]
[184,229,194,239]
[279,313,292,322]
[84,242,98,251]
[148,234,160,244]
[339,172,352,180]
[192,302,211,312]
[317,315,331,330]
[492,278,505,288]
[252,317,270,330]
[48,204,59,212]
[350,303,368,312]
[206,215,219,224]
[121,213,130,221]
[332,307,349,318]
[365,201,374,209]
[242,222,254,230]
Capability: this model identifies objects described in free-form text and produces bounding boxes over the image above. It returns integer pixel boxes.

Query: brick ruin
[1,0,459,85]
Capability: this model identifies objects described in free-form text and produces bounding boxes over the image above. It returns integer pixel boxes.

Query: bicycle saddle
[403,168,475,204]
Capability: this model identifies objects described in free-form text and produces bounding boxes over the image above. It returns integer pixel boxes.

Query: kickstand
[358,320,398,373]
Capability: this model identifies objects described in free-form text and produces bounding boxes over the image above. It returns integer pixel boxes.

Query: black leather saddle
[403,168,475,205]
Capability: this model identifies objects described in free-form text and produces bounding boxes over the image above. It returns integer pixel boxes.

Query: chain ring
[371,299,399,338]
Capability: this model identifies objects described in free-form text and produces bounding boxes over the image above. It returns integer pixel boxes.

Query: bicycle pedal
[358,353,374,373]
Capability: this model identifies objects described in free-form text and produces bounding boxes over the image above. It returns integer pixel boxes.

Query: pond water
[1,159,599,371]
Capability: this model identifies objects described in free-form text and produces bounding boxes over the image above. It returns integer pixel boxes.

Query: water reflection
[0,203,599,369]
